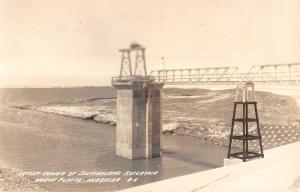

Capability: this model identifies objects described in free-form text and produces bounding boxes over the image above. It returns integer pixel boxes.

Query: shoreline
[0,166,49,192]
[1,85,299,191]
[0,127,49,192]
[12,86,300,151]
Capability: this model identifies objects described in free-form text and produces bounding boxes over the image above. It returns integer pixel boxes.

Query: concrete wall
[147,86,163,158]
[115,89,133,159]
[113,80,164,159]
[119,141,300,192]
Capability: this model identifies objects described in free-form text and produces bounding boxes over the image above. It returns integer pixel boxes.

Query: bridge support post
[146,83,164,157]
[112,80,164,159]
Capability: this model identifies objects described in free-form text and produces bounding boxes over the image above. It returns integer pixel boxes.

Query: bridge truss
[150,63,300,85]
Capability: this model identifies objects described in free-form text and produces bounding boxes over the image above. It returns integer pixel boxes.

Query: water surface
[0,87,227,192]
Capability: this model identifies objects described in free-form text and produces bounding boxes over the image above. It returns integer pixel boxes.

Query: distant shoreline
[12,86,300,151]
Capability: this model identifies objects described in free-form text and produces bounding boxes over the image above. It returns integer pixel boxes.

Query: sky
[0,0,299,87]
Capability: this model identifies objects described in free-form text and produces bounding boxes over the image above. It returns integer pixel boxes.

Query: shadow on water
[162,148,219,169]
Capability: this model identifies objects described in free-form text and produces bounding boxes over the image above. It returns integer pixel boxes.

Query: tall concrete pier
[112,44,164,159]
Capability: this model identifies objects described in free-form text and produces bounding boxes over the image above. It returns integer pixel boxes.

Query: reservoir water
[0,87,227,192]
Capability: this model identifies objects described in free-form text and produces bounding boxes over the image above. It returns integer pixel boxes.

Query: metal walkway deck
[150,63,300,84]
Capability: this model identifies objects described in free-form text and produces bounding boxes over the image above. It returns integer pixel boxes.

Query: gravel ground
[0,168,48,192]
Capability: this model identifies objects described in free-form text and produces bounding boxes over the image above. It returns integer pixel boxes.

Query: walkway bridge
[150,63,300,85]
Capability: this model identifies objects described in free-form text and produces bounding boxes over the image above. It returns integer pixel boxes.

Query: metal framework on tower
[118,43,147,80]
[227,81,264,162]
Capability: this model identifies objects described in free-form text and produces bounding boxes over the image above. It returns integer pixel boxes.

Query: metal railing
[149,63,300,85]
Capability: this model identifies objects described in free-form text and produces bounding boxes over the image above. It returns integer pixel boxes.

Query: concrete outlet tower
[112,43,164,159]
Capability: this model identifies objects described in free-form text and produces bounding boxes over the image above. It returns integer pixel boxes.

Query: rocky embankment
[162,88,300,149]
[0,168,48,192]
[14,88,300,150]
[13,98,117,126]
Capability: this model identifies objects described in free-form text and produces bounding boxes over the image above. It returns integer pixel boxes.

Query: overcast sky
[0,0,299,87]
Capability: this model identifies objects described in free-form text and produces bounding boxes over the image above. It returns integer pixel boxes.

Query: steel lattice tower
[119,43,147,79]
